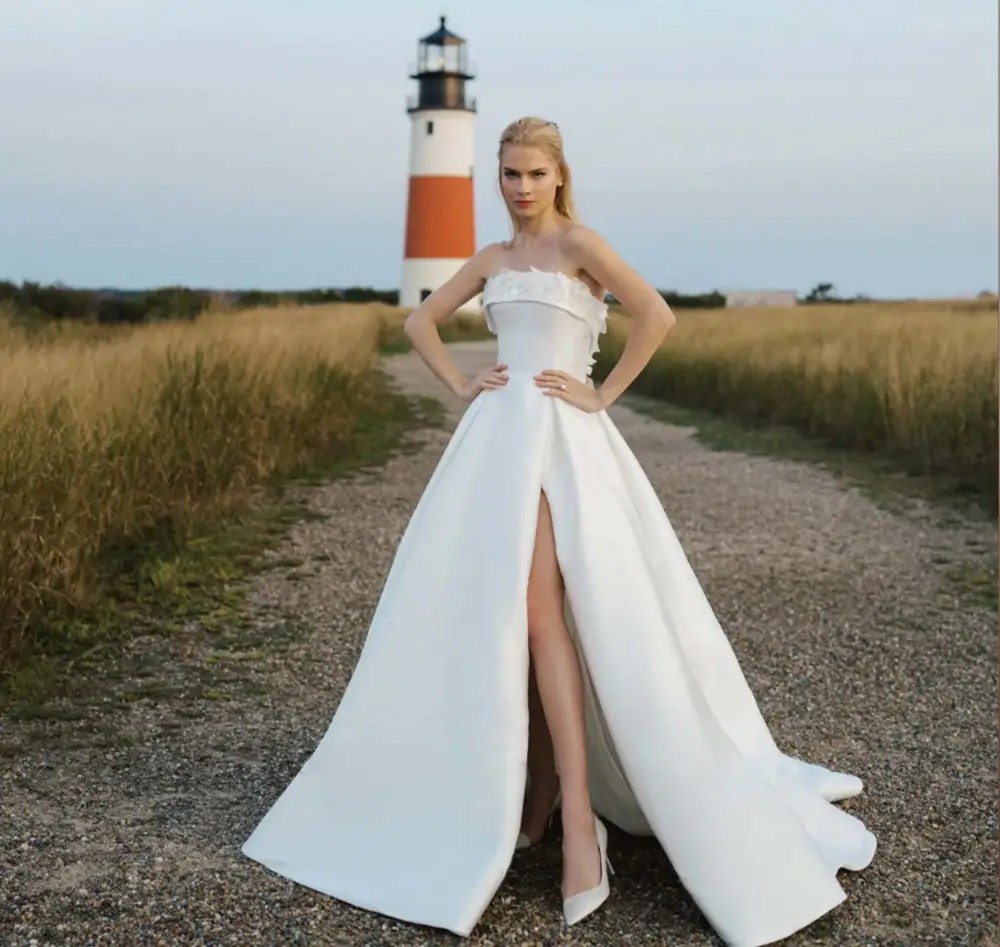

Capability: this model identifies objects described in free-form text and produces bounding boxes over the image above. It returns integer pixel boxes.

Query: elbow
[637,291,675,336]
[656,319,674,348]
[404,304,437,338]
[659,302,677,336]
[645,299,675,339]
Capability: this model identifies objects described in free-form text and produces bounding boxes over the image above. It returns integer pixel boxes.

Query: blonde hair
[496,116,576,243]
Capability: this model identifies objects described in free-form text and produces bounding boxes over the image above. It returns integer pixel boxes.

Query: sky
[1,0,997,298]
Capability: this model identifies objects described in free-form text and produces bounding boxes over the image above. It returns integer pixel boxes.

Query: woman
[241,116,876,945]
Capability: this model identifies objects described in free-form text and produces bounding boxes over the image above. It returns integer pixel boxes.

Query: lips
[515,200,534,206]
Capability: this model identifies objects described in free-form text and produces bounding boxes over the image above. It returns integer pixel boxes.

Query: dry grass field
[596,298,997,507]
[0,302,403,671]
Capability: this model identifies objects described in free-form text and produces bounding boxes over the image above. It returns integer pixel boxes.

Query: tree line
[0,282,398,324]
[0,279,869,324]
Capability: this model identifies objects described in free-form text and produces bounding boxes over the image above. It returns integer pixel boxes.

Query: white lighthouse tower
[400,16,477,312]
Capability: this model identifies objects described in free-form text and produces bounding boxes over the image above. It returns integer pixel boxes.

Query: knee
[526,592,562,648]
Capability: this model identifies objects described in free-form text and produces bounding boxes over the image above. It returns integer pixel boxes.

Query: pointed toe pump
[562,814,614,926]
[514,830,534,850]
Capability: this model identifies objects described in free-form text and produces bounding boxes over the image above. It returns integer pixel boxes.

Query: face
[499,145,562,218]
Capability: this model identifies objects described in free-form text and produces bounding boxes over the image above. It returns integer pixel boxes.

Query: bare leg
[526,489,601,900]
[519,655,559,843]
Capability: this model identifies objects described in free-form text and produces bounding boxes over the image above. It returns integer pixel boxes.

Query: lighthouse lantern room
[400,16,478,312]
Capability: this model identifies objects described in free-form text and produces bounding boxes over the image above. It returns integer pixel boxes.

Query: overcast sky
[1,0,996,297]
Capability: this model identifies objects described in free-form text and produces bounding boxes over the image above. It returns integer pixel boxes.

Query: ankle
[560,799,594,829]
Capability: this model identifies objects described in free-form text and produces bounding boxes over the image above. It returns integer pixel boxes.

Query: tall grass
[0,302,403,668]
[596,300,997,507]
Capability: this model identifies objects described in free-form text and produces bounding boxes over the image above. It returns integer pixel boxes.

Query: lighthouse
[400,16,477,312]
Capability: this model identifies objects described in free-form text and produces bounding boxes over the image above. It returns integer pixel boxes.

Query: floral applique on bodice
[480,267,609,378]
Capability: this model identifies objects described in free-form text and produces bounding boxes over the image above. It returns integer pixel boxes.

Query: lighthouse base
[401,257,482,314]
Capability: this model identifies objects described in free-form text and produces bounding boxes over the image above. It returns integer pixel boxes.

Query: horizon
[11,279,995,304]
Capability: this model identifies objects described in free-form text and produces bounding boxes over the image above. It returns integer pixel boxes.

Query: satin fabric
[240,268,876,946]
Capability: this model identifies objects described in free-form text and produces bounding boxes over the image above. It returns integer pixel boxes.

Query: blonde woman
[241,117,876,945]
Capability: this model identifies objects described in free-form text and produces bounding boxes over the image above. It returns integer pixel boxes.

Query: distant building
[724,290,798,308]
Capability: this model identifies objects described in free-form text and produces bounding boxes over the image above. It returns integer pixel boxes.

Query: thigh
[527,489,565,627]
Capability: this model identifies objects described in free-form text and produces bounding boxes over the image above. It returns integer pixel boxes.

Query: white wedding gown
[240,266,877,947]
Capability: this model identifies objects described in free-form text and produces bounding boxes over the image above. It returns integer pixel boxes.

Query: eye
[533,171,546,177]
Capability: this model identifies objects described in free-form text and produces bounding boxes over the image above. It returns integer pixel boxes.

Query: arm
[403,244,502,397]
[564,226,676,409]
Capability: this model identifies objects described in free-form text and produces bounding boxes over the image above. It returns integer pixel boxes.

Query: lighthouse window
[426,120,434,135]
[420,288,432,301]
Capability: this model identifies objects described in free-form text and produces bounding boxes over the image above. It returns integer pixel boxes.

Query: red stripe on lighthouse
[404,176,475,258]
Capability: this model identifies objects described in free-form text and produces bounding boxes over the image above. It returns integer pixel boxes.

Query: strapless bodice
[481,267,609,382]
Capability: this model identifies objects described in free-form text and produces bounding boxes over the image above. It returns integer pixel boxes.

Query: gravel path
[2,340,997,947]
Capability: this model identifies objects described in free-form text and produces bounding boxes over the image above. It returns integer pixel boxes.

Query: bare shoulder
[478,240,508,272]
[560,222,623,290]
[403,242,507,326]
[561,223,671,319]
[459,241,506,288]
[560,222,607,255]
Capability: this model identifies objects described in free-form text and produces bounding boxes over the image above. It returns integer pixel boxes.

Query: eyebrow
[501,166,548,173]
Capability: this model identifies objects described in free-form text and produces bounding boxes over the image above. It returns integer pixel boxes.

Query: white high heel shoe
[515,789,561,850]
[562,814,614,927]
